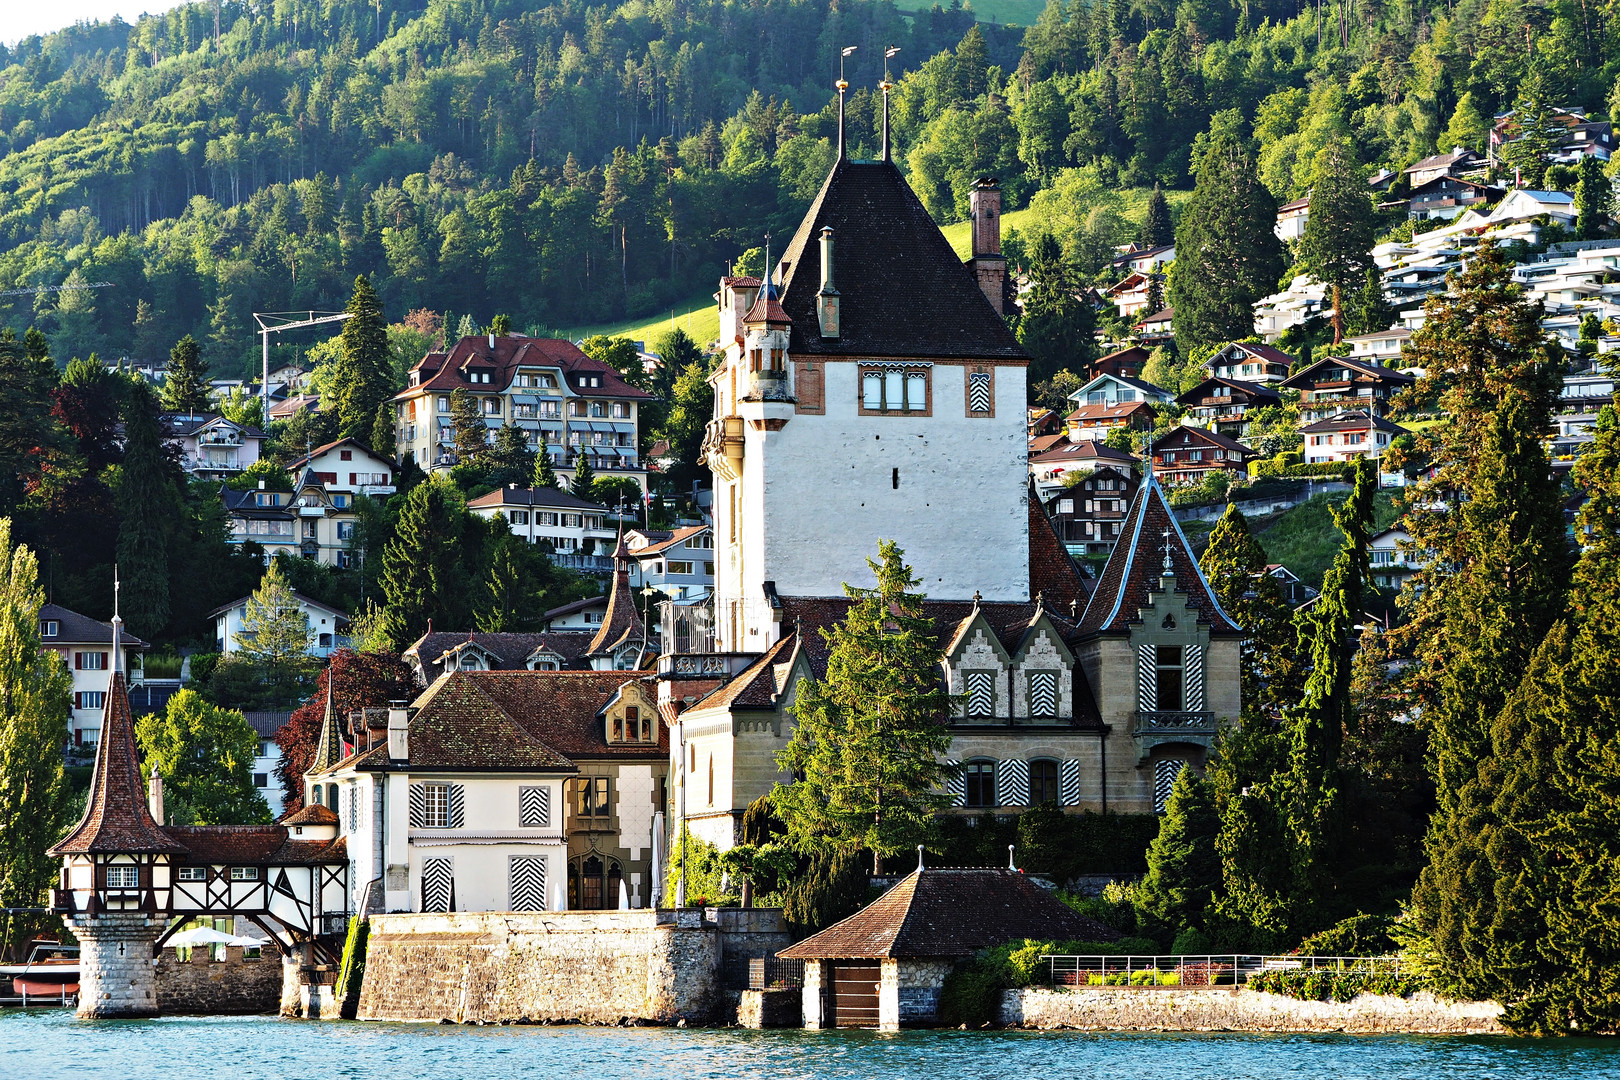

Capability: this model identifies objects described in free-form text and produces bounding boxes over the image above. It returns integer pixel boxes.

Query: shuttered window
[409,783,463,828]
[964,670,997,718]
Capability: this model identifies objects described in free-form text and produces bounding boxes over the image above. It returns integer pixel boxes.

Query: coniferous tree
[774,541,956,873]
[1169,120,1285,352]
[1137,767,1221,938]
[371,401,395,461]
[0,333,66,518]
[160,335,211,413]
[1298,140,1377,342]
[1141,184,1173,248]
[1502,66,1561,189]
[485,423,535,488]
[232,558,316,703]
[1200,505,1296,713]
[1348,268,1395,336]
[533,434,559,489]
[1015,233,1095,383]
[449,387,487,466]
[116,380,180,638]
[571,451,597,498]
[1574,154,1611,240]
[328,275,393,448]
[476,535,524,633]
[1401,242,1568,992]
[378,477,467,650]
[0,520,71,924]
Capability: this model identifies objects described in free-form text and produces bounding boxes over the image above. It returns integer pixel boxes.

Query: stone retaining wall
[155,946,282,1015]
[1001,986,1506,1035]
[738,988,801,1028]
[357,909,719,1025]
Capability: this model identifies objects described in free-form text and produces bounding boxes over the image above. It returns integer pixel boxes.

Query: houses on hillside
[1176,377,1282,438]
[162,413,266,478]
[1151,426,1256,485]
[1205,341,1295,384]
[1300,410,1409,465]
[210,592,349,658]
[1282,354,1416,421]
[466,485,620,562]
[1041,464,1140,557]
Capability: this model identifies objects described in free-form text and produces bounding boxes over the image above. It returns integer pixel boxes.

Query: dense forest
[0,0,1614,377]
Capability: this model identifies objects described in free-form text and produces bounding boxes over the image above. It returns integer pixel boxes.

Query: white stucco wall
[718,358,1028,647]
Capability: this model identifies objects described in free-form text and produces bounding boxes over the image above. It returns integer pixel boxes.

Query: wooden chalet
[1151,426,1256,485]
[1175,377,1282,438]
[1281,354,1416,422]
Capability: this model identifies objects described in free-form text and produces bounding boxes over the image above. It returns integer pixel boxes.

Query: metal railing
[1042,954,1407,988]
[748,957,804,990]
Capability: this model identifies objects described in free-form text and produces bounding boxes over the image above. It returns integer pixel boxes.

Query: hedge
[1246,968,1427,1002]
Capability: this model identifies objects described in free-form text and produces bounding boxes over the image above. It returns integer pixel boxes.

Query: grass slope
[561,294,722,352]
[1256,489,1399,591]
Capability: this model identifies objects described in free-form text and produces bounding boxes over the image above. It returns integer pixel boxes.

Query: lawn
[893,0,1048,26]
[1257,489,1401,592]
[560,293,722,352]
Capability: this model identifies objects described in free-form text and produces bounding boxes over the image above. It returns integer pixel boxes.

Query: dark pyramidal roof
[778,867,1116,960]
[774,158,1027,361]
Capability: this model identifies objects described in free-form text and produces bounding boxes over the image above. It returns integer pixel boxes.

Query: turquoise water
[2,1009,1617,1078]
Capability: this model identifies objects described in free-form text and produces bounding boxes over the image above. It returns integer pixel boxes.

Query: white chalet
[161,413,266,479]
[210,591,349,658]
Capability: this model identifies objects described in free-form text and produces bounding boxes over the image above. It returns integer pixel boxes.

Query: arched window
[965,760,997,808]
[569,855,623,910]
[1029,760,1061,805]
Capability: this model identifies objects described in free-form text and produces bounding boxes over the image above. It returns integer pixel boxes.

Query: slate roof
[404,630,598,672]
[1075,474,1244,638]
[50,671,187,856]
[1404,148,1482,173]
[159,412,267,439]
[1212,341,1295,367]
[39,604,149,648]
[241,711,293,739]
[771,158,1027,361]
[777,868,1117,960]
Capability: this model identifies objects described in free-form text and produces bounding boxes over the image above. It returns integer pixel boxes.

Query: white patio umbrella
[226,935,269,948]
[167,927,237,948]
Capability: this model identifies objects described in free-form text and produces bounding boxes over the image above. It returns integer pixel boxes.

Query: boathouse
[777,866,1115,1030]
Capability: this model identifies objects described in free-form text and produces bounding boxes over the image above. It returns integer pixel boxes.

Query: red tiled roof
[397,335,654,401]
[1028,433,1070,455]
[416,670,665,762]
[778,868,1117,959]
[164,826,346,866]
[686,633,802,713]
[1075,476,1243,637]
[587,535,645,658]
[280,804,338,826]
[1066,400,1155,423]
[629,524,710,557]
[51,671,186,856]
[400,673,579,771]
[1028,484,1089,615]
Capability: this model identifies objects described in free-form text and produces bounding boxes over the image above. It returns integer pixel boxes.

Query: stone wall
[883,958,956,1029]
[738,988,801,1028]
[155,946,282,1015]
[706,907,790,989]
[357,909,720,1024]
[67,912,166,1019]
[1001,986,1507,1035]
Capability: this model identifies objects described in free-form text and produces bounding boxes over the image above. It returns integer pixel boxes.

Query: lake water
[3,1008,1618,1079]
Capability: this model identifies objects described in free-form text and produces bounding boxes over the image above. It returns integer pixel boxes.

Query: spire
[49,669,185,856]
[309,676,344,776]
[881,46,899,162]
[588,519,641,660]
[836,46,856,161]
[111,565,123,675]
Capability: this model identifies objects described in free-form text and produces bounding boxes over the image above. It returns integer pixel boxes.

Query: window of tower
[859,365,931,415]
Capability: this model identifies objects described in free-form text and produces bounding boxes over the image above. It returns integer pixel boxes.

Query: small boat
[1,940,80,1003]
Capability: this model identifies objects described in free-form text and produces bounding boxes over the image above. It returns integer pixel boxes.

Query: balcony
[551,553,616,574]
[1133,710,1218,763]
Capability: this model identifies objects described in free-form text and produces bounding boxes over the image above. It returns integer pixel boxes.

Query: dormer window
[609,705,654,743]
[41,620,58,637]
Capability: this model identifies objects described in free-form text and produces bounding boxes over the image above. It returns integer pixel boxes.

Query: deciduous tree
[135,689,269,825]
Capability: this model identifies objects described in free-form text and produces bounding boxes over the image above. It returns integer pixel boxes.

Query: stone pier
[66,912,168,1019]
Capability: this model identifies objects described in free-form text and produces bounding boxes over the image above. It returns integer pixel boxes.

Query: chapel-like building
[662,107,1243,853]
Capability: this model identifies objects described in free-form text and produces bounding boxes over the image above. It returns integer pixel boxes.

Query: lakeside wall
[155,945,282,1015]
[358,908,786,1025]
[1001,986,1507,1035]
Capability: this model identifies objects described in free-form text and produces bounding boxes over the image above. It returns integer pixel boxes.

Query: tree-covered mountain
[0,0,1612,377]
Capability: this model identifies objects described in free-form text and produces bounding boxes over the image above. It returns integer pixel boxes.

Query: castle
[662,118,1243,855]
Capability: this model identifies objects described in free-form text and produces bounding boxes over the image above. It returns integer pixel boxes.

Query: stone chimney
[816,227,840,339]
[969,177,1007,315]
[387,702,411,762]
[148,765,164,825]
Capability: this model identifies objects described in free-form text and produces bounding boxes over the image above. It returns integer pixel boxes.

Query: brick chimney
[969,177,1007,315]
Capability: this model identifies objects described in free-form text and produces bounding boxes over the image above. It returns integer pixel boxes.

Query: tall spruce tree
[571,451,597,498]
[160,335,211,413]
[1014,233,1095,383]
[1200,505,1296,713]
[1138,767,1222,938]
[533,434,559,489]
[1502,65,1561,189]
[116,380,180,638]
[1168,119,1285,352]
[1298,141,1377,342]
[1402,241,1569,995]
[449,387,487,465]
[328,275,393,449]
[378,476,467,650]
[0,332,66,518]
[370,401,395,460]
[1141,184,1173,248]
[1574,154,1611,240]
[0,520,71,926]
[774,541,956,873]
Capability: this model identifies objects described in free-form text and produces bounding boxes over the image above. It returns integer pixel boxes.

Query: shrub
[1295,913,1398,957]
[938,936,1164,1025]
[1246,967,1426,1001]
